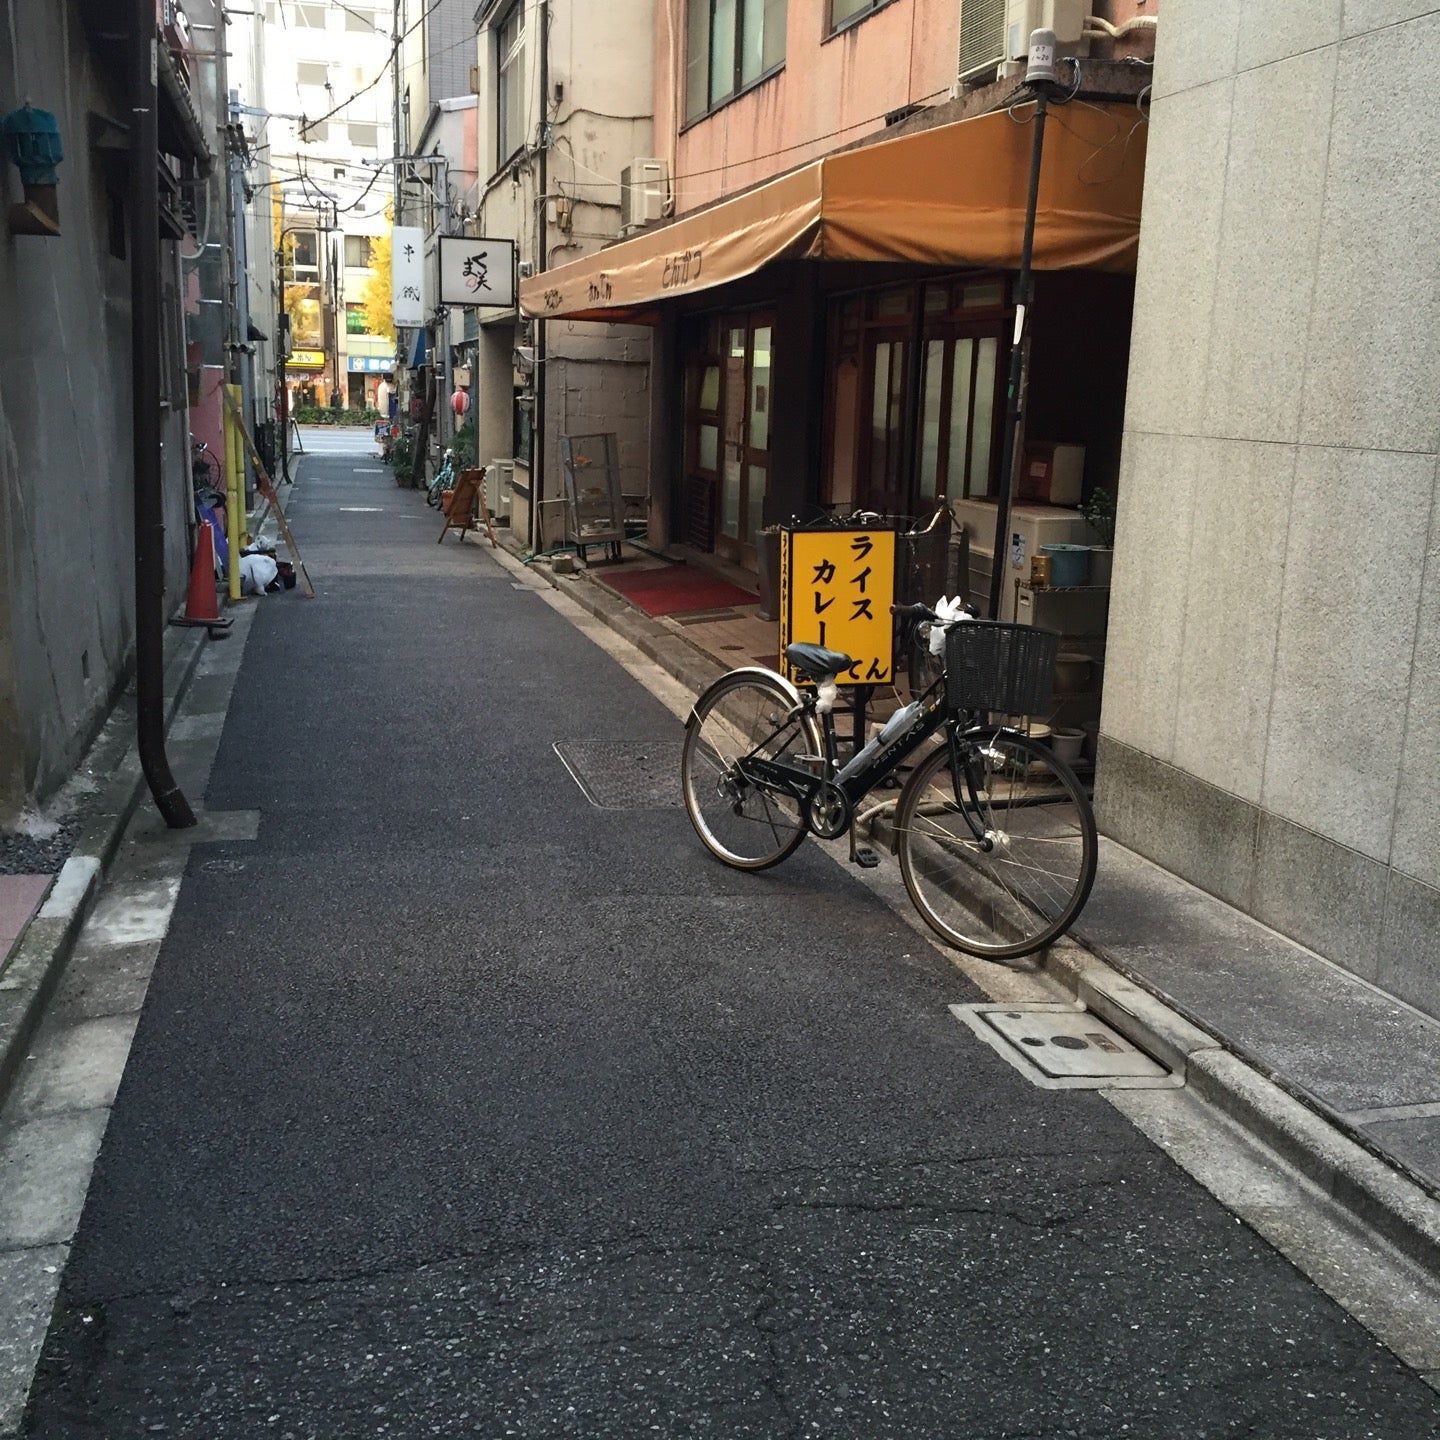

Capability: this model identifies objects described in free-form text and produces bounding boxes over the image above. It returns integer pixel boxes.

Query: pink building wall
[655,0,1156,215]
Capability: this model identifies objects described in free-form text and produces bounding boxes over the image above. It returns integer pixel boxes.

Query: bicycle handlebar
[890,600,980,623]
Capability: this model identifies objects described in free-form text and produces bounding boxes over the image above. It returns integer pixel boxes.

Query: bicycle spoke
[896,733,1096,959]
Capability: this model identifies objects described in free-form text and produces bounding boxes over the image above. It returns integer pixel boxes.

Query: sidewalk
[514,540,1440,1222]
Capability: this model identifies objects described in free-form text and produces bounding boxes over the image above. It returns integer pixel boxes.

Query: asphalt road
[23,455,1440,1437]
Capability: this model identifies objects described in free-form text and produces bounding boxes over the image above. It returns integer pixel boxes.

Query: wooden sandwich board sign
[779,526,897,685]
[438,467,497,547]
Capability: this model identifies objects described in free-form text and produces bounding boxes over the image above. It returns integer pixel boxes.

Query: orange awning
[520,101,1146,322]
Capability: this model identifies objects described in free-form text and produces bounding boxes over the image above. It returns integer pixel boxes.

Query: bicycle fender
[686,667,808,729]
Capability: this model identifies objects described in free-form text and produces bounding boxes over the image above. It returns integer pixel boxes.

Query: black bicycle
[680,603,1098,960]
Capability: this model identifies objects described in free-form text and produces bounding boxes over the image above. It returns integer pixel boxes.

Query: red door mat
[601,565,758,617]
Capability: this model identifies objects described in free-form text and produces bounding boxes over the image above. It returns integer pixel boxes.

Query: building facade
[256,0,396,412]
[0,0,212,813]
[1096,1,1440,1020]
[463,0,656,543]
[524,0,1152,598]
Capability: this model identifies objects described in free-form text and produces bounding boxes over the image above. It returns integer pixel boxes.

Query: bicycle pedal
[852,846,882,869]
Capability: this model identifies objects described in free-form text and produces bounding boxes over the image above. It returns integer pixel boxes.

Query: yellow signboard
[286,350,326,370]
[779,527,897,686]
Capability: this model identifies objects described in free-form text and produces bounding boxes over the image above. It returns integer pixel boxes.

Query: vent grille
[958,0,1007,81]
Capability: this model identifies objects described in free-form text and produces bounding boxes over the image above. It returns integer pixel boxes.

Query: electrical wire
[298,0,448,140]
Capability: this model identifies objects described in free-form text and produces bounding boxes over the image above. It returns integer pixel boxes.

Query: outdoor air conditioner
[958,0,1007,83]
[620,158,668,234]
[1004,0,1085,59]
[487,460,513,520]
[958,0,1084,83]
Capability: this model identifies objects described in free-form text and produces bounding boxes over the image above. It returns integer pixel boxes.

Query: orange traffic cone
[172,522,232,633]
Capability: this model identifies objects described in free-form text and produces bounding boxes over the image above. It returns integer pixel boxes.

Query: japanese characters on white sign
[437,235,517,309]
[391,225,425,327]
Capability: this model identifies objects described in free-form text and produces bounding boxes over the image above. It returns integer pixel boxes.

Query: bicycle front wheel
[894,729,1096,959]
[682,670,823,870]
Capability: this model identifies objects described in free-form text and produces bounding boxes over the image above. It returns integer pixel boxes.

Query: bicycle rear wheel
[682,670,823,870]
[894,729,1096,959]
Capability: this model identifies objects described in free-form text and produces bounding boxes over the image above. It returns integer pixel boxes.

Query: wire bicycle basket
[945,622,1058,716]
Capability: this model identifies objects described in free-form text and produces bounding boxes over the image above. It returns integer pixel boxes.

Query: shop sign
[286,349,326,370]
[437,235,516,308]
[392,225,425,326]
[779,528,897,686]
[347,356,396,373]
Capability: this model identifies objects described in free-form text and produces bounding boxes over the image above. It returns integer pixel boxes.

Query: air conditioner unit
[957,0,1084,84]
[958,0,1007,83]
[1004,0,1085,61]
[487,460,513,520]
[620,158,668,234]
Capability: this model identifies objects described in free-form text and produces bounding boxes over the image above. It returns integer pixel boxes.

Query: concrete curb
[510,544,1440,1284]
[500,538,727,700]
[864,802,1440,1283]
[0,627,208,1112]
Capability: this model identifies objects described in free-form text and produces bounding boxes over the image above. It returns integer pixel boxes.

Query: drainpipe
[131,0,196,829]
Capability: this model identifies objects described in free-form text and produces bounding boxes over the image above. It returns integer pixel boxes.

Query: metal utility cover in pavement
[951,1002,1178,1090]
[553,740,684,809]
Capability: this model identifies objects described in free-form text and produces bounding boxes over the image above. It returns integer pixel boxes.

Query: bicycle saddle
[785,643,855,680]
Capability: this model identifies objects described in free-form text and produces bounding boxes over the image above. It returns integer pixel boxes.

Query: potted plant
[1080,487,1116,587]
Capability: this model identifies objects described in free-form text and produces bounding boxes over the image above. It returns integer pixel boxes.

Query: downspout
[130,0,196,828]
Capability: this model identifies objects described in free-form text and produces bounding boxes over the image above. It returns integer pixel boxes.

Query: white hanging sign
[391,225,425,327]
[438,235,517,308]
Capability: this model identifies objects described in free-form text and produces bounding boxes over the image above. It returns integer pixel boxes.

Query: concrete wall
[655,0,1156,215]
[0,0,193,813]
[1097,1,1440,1018]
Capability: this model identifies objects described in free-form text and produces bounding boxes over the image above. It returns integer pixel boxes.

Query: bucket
[1049,727,1085,765]
[1040,543,1090,587]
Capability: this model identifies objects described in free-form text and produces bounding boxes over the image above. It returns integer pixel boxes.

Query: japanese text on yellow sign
[779,528,897,686]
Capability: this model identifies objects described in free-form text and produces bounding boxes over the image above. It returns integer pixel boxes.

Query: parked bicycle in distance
[680,601,1098,960]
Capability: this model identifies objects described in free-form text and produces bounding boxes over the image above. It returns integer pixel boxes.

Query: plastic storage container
[1040,543,1091,587]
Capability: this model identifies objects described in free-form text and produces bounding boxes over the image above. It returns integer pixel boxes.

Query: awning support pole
[988,85,1050,623]
[130,0,196,829]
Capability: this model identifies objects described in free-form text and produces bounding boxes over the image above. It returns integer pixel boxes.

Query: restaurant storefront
[521,99,1146,590]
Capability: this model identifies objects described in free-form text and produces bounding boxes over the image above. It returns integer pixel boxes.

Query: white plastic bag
[239,552,279,595]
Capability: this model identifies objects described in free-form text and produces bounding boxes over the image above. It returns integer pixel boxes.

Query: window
[496,3,526,164]
[297,61,330,88]
[287,230,320,280]
[301,120,328,144]
[344,5,378,31]
[830,0,882,31]
[295,3,328,27]
[344,235,374,269]
[684,0,786,121]
[348,122,379,148]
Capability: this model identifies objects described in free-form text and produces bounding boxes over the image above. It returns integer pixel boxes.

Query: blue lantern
[3,105,63,186]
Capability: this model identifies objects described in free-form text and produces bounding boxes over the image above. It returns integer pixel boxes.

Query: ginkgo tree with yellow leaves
[359,223,395,346]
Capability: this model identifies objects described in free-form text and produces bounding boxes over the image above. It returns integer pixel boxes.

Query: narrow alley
[15,446,1439,1437]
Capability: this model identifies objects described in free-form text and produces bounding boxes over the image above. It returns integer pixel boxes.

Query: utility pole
[436,155,451,453]
[988,30,1063,623]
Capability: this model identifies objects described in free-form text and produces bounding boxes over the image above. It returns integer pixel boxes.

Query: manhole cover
[200,858,248,875]
[553,740,684,809]
[950,1002,1176,1090]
